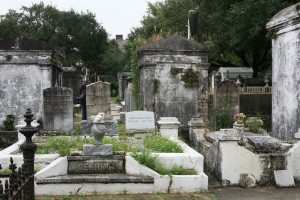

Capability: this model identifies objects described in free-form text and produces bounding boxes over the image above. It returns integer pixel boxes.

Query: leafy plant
[170,66,183,75]
[247,121,261,133]
[216,107,231,130]
[3,115,15,131]
[181,68,202,88]
[131,148,196,175]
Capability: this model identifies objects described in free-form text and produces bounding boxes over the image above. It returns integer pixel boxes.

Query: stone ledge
[67,155,125,161]
[36,174,154,184]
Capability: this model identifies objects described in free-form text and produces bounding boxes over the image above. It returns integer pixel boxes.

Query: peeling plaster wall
[266,3,300,140]
[271,29,300,139]
[220,141,263,185]
[0,50,53,125]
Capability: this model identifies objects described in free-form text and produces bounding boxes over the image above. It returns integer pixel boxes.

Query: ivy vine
[181,68,202,88]
[170,66,183,75]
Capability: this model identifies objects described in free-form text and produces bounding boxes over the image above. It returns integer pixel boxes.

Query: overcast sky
[0,0,162,39]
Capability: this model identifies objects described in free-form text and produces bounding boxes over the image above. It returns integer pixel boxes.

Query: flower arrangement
[93,112,105,123]
[234,113,246,124]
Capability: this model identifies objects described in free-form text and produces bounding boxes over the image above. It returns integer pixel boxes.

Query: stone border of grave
[33,138,208,195]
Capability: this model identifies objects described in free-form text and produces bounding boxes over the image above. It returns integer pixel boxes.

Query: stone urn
[92,122,106,145]
[233,121,244,134]
[233,122,246,146]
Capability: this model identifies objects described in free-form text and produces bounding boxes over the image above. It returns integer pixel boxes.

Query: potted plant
[92,112,106,145]
[0,115,18,148]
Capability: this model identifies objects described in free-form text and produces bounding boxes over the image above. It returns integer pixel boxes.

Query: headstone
[125,111,155,133]
[247,136,280,153]
[240,174,256,188]
[86,81,111,120]
[215,80,240,124]
[274,170,295,187]
[43,87,73,131]
[157,117,180,139]
[68,155,125,174]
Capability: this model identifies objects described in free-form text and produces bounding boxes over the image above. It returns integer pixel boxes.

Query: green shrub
[247,121,261,133]
[216,107,231,130]
[143,134,183,153]
[3,115,15,131]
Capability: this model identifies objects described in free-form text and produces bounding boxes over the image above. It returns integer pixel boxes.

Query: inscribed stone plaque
[43,87,73,131]
[125,111,155,133]
[68,155,125,174]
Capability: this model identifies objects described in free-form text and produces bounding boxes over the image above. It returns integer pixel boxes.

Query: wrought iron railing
[0,109,37,200]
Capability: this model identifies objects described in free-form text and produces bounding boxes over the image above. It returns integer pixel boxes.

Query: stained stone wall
[215,80,240,122]
[0,37,63,126]
[137,36,210,126]
[86,81,111,119]
[62,65,82,103]
[43,87,73,131]
[266,3,300,140]
[118,72,132,101]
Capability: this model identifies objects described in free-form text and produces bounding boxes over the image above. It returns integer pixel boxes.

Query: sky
[0,0,162,39]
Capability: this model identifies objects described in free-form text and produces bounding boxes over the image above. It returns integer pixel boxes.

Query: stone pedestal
[157,117,181,139]
[294,128,300,140]
[120,112,125,124]
[188,117,206,147]
[83,144,113,156]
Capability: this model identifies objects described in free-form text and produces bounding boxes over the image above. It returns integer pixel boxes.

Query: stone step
[36,174,154,184]
[111,107,121,111]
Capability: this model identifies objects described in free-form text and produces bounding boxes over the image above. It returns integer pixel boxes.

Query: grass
[0,164,40,174]
[110,96,118,102]
[36,193,215,200]
[143,134,183,153]
[131,148,197,175]
[118,124,126,136]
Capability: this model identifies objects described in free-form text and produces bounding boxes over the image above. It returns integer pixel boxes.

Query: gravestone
[125,111,155,133]
[215,80,240,125]
[43,87,73,131]
[86,81,111,120]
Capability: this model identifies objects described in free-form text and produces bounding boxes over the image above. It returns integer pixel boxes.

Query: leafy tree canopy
[0,3,108,72]
[129,0,299,77]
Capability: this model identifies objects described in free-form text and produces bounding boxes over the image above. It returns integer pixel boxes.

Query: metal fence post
[19,109,37,200]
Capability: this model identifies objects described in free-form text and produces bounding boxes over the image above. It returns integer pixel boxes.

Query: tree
[100,39,127,81]
[130,0,299,77]
[0,3,108,71]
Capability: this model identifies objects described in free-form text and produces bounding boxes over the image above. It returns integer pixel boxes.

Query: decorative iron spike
[0,180,3,195]
[8,157,16,173]
[24,109,33,127]
[17,168,22,185]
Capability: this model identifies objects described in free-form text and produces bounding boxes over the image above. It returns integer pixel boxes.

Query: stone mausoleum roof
[267,2,300,29]
[137,35,208,53]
